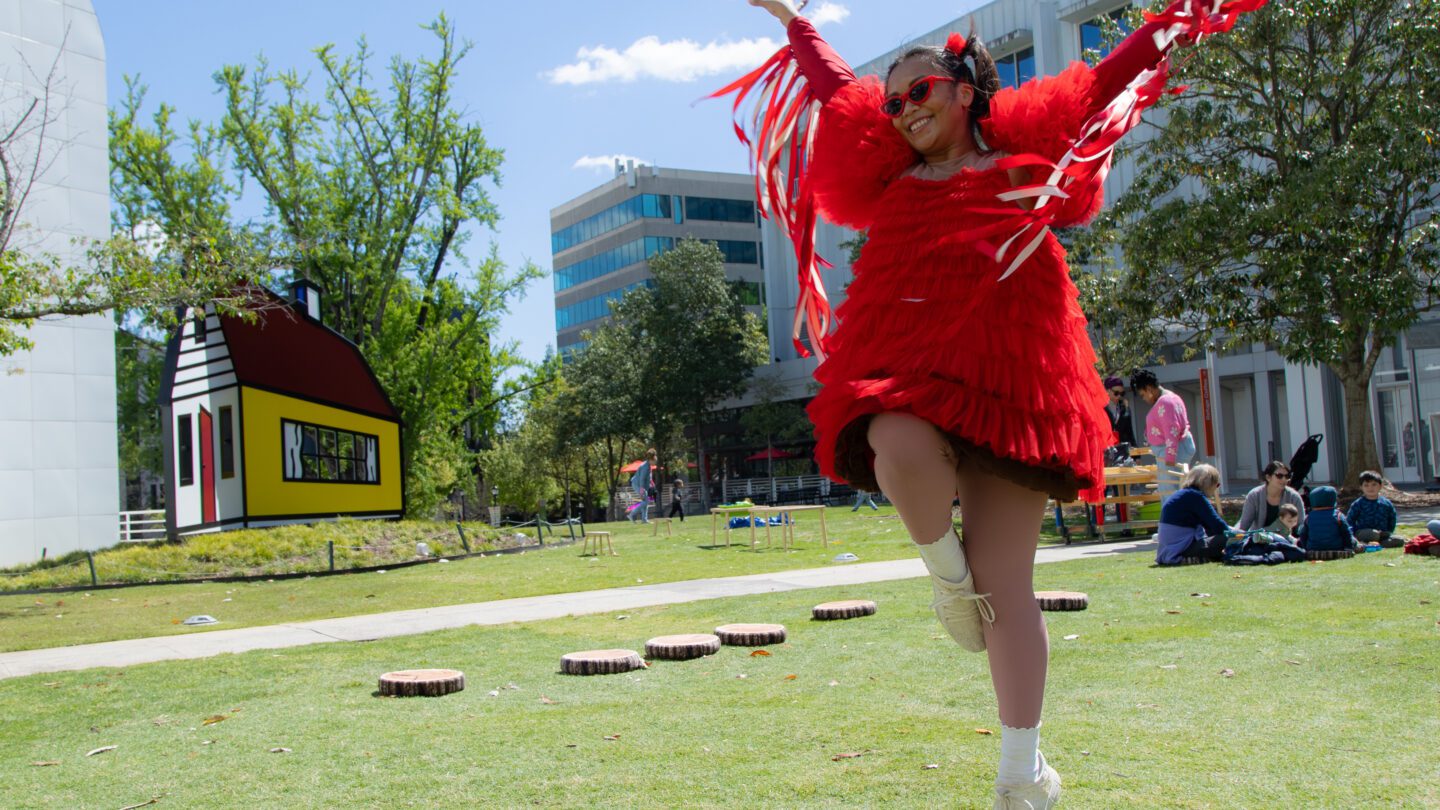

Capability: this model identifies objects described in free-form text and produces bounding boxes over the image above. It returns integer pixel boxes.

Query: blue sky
[93,1,981,364]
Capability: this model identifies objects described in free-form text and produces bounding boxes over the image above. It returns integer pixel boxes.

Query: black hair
[1129,369,1159,393]
[885,24,1000,150]
[1358,470,1384,485]
[1262,460,1290,480]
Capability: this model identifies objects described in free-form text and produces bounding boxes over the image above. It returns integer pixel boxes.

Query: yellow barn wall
[240,387,403,518]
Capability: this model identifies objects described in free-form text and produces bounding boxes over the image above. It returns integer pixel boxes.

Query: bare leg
[956,468,1049,728]
[866,413,959,545]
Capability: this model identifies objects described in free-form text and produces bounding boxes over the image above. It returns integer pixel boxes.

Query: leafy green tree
[0,68,269,358]
[560,320,648,519]
[613,238,769,508]
[114,327,166,508]
[111,17,540,516]
[1098,0,1440,487]
[739,374,812,498]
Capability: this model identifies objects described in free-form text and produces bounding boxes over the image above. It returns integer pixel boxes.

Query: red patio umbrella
[745,447,797,462]
[620,459,645,473]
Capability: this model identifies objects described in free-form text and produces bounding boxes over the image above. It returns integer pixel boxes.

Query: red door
[199,407,216,524]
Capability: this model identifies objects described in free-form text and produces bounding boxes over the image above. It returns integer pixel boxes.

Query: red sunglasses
[880,74,957,117]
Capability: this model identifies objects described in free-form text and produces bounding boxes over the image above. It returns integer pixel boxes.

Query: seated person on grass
[1296,486,1356,551]
[1347,470,1401,548]
[1262,502,1302,542]
[1155,464,1237,565]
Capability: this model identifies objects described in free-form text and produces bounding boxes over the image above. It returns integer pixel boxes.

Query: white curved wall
[0,0,115,566]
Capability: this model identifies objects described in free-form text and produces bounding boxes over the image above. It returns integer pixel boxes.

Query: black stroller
[1288,433,1324,509]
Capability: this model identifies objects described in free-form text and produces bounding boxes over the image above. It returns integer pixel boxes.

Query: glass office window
[995,47,1036,90]
[554,281,654,331]
[1080,7,1132,60]
[684,196,756,223]
[551,194,672,253]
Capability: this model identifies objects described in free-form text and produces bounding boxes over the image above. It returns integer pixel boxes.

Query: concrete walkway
[0,538,1154,681]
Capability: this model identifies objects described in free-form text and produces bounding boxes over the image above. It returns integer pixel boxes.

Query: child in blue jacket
[1296,486,1356,551]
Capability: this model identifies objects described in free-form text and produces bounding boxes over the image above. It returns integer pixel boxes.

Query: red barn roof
[218,289,398,421]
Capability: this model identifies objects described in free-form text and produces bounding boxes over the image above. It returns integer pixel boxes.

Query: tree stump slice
[645,633,722,660]
[377,669,465,697]
[1307,549,1355,561]
[1034,591,1089,611]
[812,600,877,620]
[715,623,787,646]
[560,649,644,675]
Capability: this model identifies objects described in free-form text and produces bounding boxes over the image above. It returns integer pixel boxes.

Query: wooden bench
[581,531,615,557]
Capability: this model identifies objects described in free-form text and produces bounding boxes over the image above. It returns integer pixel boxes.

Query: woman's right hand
[749,0,802,25]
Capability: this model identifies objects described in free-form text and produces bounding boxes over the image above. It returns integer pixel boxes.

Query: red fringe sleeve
[808,78,916,231]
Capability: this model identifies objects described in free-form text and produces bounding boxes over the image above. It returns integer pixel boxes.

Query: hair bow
[945,32,967,56]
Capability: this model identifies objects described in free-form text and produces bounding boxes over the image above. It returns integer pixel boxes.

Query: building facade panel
[239,387,403,521]
[0,0,115,565]
[550,166,764,355]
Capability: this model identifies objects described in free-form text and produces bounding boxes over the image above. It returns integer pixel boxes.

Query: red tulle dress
[715,1,1268,504]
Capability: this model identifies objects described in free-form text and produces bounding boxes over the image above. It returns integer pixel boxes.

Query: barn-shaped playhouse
[160,281,404,536]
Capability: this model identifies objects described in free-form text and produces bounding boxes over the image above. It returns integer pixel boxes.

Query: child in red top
[725,2,1269,805]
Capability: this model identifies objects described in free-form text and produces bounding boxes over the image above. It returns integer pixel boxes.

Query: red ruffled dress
[716,1,1268,504]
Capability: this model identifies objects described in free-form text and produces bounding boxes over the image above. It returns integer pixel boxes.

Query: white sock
[997,723,1042,785]
[917,527,968,582]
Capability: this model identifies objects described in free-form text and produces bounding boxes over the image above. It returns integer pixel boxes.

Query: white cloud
[807,2,851,26]
[546,35,781,85]
[572,154,648,173]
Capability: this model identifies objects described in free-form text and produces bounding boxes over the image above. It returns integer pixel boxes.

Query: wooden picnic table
[746,504,829,551]
[710,504,757,547]
[1052,464,1161,543]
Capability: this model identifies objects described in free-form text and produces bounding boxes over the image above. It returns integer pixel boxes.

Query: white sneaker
[993,752,1062,809]
[928,568,994,652]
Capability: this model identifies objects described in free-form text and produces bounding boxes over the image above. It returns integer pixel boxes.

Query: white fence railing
[720,474,833,502]
[119,509,166,543]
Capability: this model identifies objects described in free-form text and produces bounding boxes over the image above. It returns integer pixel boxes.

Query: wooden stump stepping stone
[715,623,787,646]
[812,599,877,620]
[560,649,644,675]
[1035,591,1089,611]
[645,633,721,660]
[1307,549,1355,561]
[377,669,465,697]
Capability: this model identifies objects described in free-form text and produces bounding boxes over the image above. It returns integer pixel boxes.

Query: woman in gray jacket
[1237,461,1306,531]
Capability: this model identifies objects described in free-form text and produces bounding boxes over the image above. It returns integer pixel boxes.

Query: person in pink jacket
[1131,369,1196,497]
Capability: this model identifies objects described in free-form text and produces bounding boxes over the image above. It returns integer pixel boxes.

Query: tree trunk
[603,436,619,522]
[1335,362,1381,493]
[695,409,710,510]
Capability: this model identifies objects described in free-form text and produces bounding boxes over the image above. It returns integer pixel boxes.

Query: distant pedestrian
[1131,369,1196,498]
[1102,375,1137,447]
[852,489,879,511]
[669,474,687,521]
[629,449,657,524]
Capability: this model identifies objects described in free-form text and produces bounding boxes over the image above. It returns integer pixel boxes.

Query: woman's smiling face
[885,55,972,155]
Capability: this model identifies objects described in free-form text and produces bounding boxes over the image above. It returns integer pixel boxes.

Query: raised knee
[867,413,944,461]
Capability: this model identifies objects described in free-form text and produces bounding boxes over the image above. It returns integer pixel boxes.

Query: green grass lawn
[1,507,933,653]
[2,550,1436,808]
